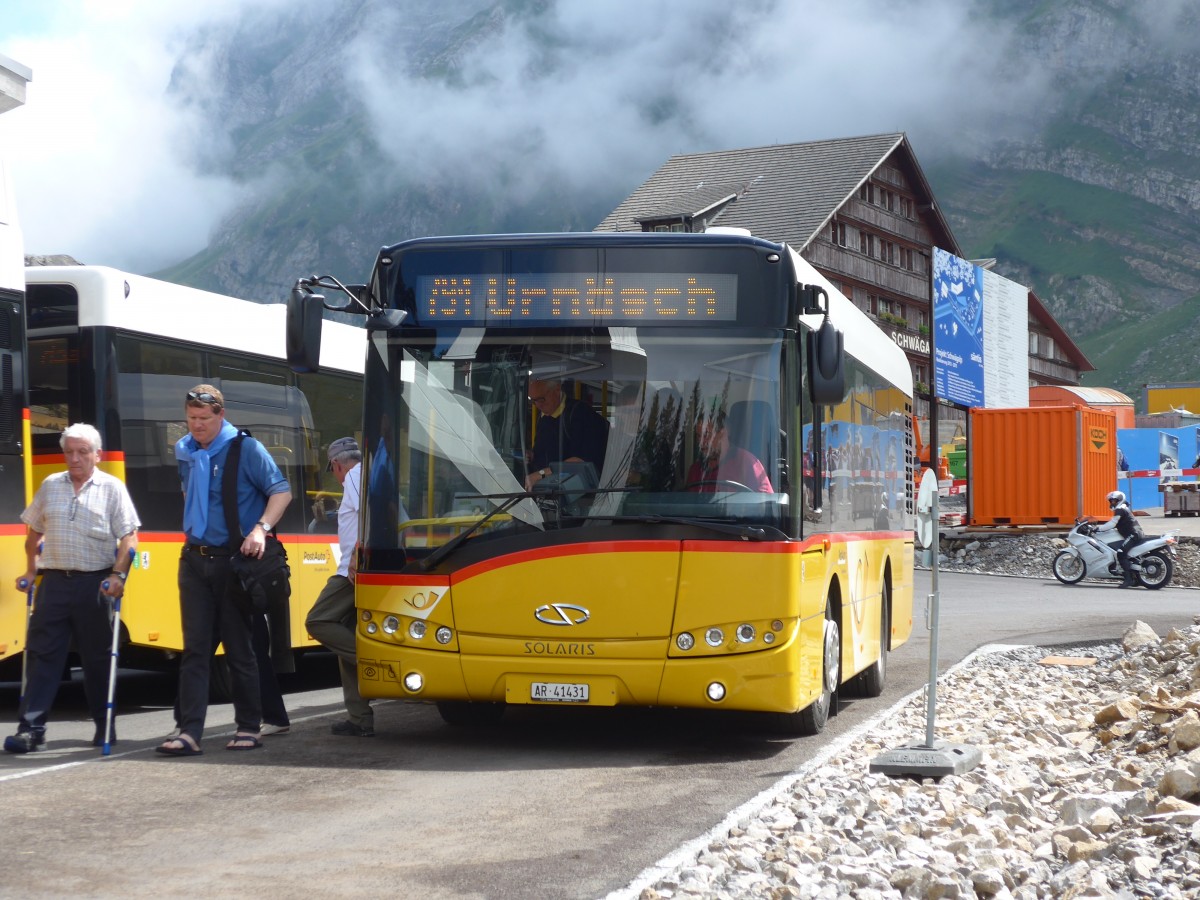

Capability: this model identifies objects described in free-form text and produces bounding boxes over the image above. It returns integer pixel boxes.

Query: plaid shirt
[22,470,141,571]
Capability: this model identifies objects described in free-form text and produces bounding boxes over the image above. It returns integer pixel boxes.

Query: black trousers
[176,549,261,741]
[18,570,111,732]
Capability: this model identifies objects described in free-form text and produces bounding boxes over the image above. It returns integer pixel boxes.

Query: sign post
[869,468,981,778]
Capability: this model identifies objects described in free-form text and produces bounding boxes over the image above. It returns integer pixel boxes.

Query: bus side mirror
[286,283,325,373]
[807,318,846,405]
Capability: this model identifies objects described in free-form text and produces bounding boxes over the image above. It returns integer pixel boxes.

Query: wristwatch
[110,571,127,583]
[256,520,272,531]
[539,468,549,477]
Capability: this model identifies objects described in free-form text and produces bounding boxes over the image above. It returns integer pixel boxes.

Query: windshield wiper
[592,515,782,541]
[418,493,527,572]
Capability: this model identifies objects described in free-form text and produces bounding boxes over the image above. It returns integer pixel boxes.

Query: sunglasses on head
[187,391,222,407]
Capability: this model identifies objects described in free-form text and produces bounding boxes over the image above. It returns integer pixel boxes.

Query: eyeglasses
[187,391,222,408]
[528,393,549,404]
[69,496,79,521]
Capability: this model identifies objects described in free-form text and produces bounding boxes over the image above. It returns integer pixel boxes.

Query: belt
[184,544,232,557]
[40,568,110,578]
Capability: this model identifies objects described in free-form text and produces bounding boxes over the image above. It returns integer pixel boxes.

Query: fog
[1,0,1193,274]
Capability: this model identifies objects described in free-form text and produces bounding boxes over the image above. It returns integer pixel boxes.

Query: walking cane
[16,576,34,707]
[16,541,43,710]
[101,548,135,756]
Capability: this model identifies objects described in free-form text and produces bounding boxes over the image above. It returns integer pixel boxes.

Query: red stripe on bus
[34,451,127,464]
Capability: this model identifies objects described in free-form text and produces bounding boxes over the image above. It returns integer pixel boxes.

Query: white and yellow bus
[8,265,364,672]
[289,232,914,733]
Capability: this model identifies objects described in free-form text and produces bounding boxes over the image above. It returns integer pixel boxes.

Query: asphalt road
[1,570,1196,899]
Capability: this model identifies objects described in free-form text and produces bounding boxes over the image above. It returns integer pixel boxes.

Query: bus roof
[788,247,913,398]
[25,265,365,374]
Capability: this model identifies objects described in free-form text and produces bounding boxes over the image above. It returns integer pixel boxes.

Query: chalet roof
[1028,289,1094,373]
[596,132,962,255]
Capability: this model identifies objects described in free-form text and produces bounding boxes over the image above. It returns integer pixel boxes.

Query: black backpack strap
[222,430,251,551]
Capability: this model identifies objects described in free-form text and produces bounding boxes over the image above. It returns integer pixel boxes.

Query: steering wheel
[684,479,754,493]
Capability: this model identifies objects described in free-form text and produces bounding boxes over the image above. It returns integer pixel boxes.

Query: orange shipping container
[969,406,1117,526]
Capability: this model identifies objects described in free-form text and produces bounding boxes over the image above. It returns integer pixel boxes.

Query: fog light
[403,671,423,692]
[360,610,372,622]
[736,624,756,643]
[705,627,724,647]
[763,632,775,644]
[409,620,427,640]
[435,626,453,644]
[706,682,726,702]
[382,615,399,634]
[365,622,378,634]
[676,632,695,651]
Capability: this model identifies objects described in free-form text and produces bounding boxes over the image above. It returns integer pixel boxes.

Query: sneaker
[259,723,290,736]
[4,730,46,753]
[330,720,374,737]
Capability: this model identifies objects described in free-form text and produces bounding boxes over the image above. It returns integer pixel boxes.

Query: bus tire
[437,700,506,727]
[769,601,839,736]
[848,581,889,699]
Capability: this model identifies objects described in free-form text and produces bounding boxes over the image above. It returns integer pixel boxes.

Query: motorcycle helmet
[1107,490,1126,509]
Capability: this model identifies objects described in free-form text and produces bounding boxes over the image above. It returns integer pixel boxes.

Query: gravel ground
[620,622,1200,899]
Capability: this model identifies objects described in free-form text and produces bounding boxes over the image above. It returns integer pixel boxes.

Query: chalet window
[887,190,895,212]
[830,221,846,246]
[1029,332,1039,354]
[860,232,874,256]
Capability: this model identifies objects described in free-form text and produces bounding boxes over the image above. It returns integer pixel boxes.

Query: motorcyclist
[1094,490,1143,587]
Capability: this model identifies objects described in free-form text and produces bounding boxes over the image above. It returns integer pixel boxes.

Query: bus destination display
[417,272,738,324]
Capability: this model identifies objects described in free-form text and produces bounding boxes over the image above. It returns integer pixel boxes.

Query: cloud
[348,0,1051,201]
[0,0,280,271]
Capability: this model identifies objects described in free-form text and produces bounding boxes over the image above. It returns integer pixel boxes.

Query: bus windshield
[363,326,788,556]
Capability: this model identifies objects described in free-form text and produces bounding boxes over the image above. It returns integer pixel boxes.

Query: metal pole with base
[869,467,981,778]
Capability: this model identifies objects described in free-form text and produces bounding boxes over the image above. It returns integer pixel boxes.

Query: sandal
[155,734,203,756]
[226,733,263,751]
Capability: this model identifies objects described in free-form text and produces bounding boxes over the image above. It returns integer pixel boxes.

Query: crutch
[16,540,43,710]
[16,576,34,707]
[101,547,135,756]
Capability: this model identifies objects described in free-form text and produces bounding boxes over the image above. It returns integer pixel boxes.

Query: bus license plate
[531,682,589,703]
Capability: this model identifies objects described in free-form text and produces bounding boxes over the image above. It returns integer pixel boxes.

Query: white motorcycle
[1052,518,1179,590]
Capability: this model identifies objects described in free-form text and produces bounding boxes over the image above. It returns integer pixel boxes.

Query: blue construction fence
[1116,423,1200,510]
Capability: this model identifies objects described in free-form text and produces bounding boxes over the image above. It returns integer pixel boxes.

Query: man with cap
[305,437,374,736]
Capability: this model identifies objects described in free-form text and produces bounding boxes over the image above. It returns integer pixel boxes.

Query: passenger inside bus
[686,404,773,493]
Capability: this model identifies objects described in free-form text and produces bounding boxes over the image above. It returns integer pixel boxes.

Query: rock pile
[930,533,1200,589]
[635,620,1200,899]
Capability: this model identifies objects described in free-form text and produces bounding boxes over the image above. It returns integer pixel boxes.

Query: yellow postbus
[0,150,31,676]
[7,265,364,673]
[288,232,914,733]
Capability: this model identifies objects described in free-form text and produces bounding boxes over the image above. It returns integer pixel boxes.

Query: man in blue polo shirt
[156,385,292,757]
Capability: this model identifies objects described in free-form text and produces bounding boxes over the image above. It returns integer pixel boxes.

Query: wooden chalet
[596,133,1091,412]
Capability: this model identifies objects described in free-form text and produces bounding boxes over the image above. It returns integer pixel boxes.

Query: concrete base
[869,739,982,778]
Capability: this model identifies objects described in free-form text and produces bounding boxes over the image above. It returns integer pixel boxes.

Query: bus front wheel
[769,602,839,736]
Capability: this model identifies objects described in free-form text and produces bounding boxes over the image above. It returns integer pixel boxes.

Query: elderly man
[5,423,139,753]
[524,379,609,491]
[305,437,375,736]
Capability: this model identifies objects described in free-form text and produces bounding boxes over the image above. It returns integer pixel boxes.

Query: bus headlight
[435,626,453,645]
[706,682,726,702]
[408,620,427,640]
[705,627,724,647]
[360,610,372,622]
[735,624,756,643]
[403,672,423,693]
[365,622,378,634]
[676,632,695,651]
[382,615,399,635]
